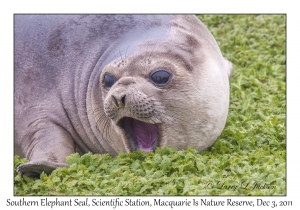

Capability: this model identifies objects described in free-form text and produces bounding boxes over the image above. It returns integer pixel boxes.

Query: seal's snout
[104,88,155,121]
[103,85,161,152]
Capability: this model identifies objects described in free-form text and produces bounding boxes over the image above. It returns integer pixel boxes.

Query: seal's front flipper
[16,122,75,177]
[17,161,68,177]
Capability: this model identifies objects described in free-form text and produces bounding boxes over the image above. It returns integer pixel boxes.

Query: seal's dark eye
[103,73,116,90]
[150,69,172,87]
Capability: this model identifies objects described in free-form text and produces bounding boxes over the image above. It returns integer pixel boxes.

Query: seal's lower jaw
[118,117,159,152]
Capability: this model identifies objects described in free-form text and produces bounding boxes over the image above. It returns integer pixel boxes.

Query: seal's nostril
[121,95,126,106]
[112,95,118,107]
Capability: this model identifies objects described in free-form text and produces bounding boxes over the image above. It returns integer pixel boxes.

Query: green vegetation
[14,14,286,195]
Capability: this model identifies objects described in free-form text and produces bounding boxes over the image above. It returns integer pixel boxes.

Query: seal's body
[15,15,232,176]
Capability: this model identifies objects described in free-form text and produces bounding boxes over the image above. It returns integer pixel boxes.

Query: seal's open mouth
[119,117,159,152]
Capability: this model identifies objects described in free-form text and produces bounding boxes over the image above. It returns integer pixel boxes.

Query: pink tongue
[125,118,158,152]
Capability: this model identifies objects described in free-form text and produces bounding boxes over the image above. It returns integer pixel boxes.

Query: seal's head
[97,15,232,153]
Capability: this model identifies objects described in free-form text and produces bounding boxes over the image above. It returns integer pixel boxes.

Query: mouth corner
[118,117,159,153]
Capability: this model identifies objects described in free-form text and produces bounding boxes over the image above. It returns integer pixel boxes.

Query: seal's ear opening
[224,57,233,78]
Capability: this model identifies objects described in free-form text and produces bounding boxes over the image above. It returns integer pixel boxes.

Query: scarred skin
[14,15,232,177]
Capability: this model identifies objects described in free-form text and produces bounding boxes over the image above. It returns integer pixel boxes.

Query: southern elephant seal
[14,15,233,176]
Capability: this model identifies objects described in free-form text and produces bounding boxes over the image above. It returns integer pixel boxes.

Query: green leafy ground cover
[14,14,286,195]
